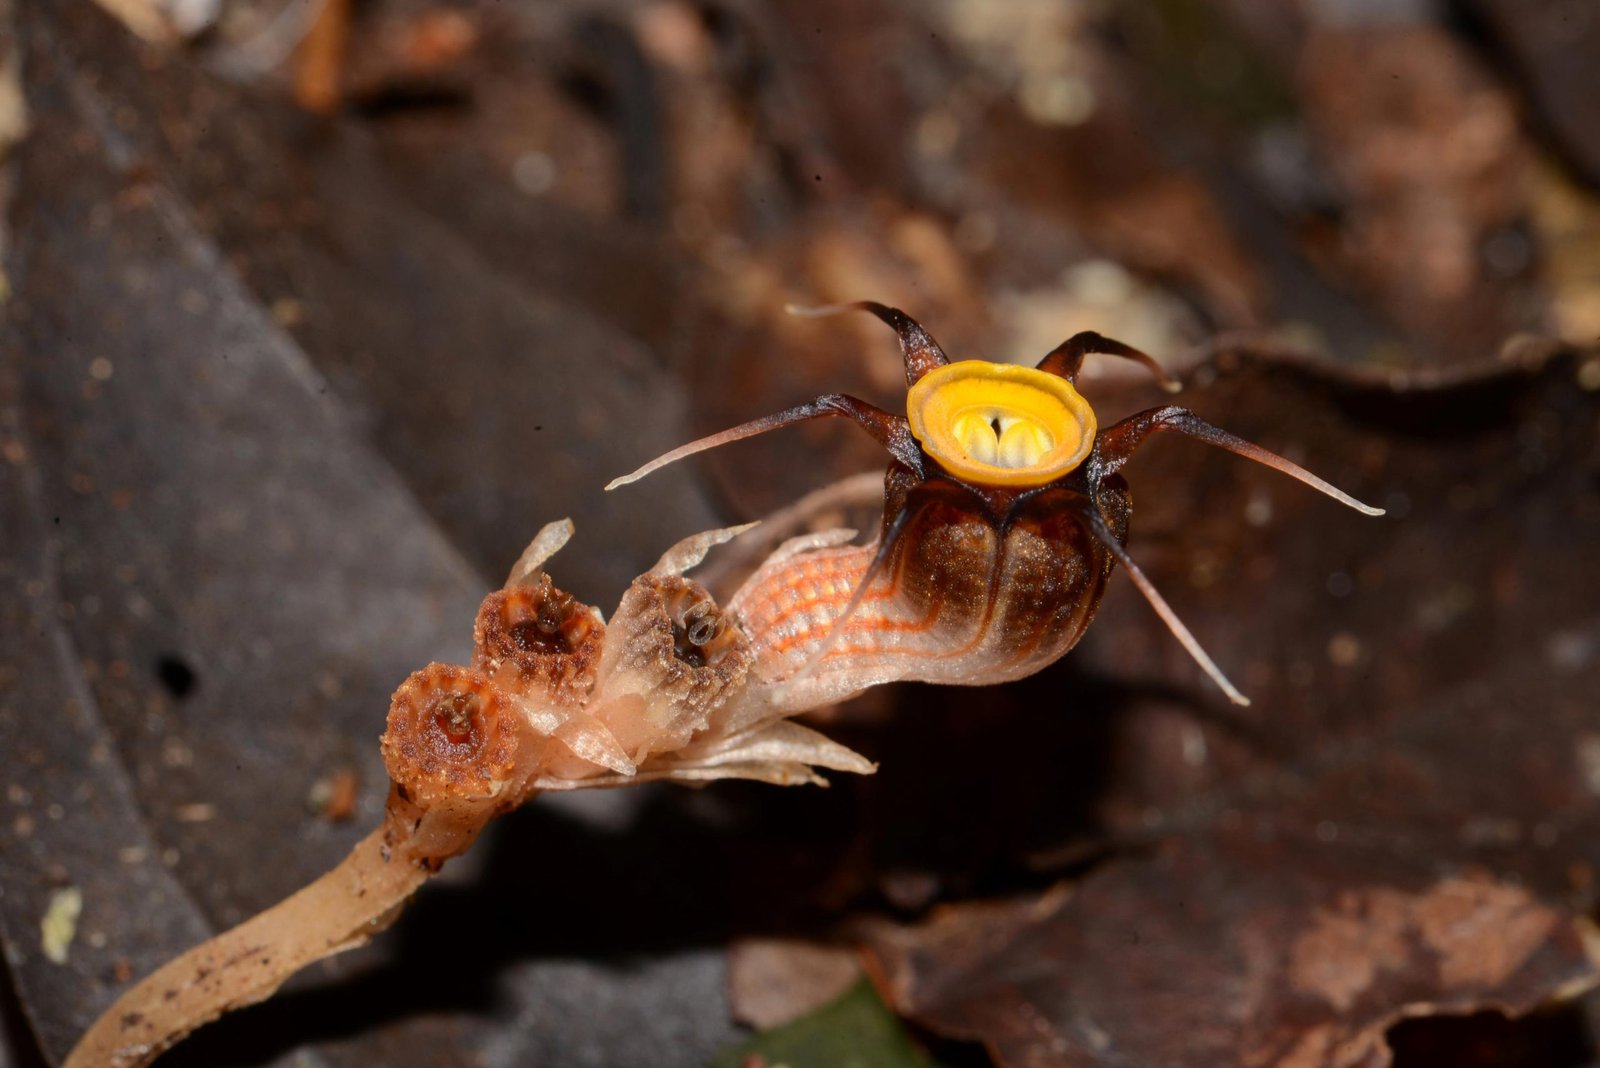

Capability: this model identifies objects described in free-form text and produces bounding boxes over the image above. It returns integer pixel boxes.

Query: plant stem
[64,820,446,1068]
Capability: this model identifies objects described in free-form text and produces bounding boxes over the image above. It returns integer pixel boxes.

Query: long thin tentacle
[1036,331,1181,392]
[606,394,918,491]
[786,301,950,385]
[1095,405,1384,516]
[1081,506,1251,706]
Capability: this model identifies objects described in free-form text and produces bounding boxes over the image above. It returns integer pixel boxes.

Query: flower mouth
[906,360,1096,487]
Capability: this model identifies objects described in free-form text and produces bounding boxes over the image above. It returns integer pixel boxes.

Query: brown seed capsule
[381,663,519,805]
[473,572,604,704]
[593,574,753,760]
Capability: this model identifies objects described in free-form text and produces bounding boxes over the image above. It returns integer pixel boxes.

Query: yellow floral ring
[906,361,1096,488]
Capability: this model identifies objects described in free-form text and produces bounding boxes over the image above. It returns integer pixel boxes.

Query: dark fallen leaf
[868,834,1595,1068]
[23,0,723,602]
[0,3,739,1065]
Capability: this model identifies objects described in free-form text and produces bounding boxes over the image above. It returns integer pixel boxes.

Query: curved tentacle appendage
[605,394,918,491]
[1094,405,1384,516]
[1036,330,1182,392]
[785,300,950,384]
[1077,407,1380,704]
[1078,507,1252,706]
[607,300,956,492]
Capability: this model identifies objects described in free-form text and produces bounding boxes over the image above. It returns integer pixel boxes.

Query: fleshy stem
[64,798,492,1068]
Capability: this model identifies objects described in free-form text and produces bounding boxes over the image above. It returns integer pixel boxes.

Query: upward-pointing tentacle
[606,394,919,491]
[1036,331,1181,392]
[787,301,950,385]
[1094,405,1384,516]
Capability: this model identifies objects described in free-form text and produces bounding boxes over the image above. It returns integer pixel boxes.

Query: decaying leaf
[868,835,1598,1068]
[0,3,737,1064]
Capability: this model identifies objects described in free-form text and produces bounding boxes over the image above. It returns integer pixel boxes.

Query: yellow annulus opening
[906,361,1096,488]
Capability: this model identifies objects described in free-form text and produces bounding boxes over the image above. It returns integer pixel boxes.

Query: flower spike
[786,301,950,385]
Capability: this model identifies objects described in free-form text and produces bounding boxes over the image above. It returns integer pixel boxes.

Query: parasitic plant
[65,306,1380,1066]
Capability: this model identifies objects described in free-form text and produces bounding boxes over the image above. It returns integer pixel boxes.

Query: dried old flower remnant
[473,574,606,703]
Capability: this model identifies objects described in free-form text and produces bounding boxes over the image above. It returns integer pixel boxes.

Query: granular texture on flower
[382,664,520,805]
